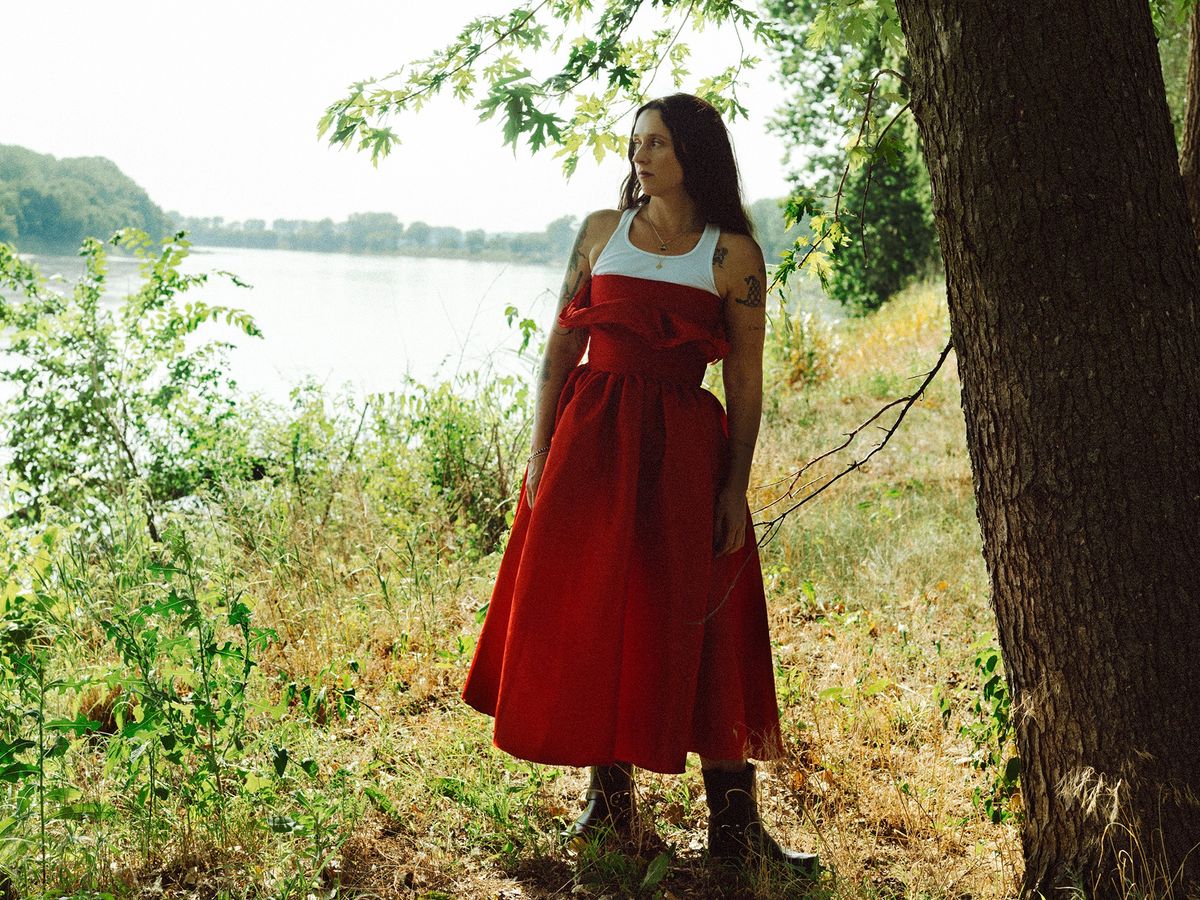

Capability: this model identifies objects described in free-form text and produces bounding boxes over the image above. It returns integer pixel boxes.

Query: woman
[462,93,817,875]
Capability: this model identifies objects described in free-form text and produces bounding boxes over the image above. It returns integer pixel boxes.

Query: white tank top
[592,206,721,297]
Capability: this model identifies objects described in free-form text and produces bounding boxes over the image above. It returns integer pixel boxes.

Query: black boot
[563,762,635,845]
[703,763,819,877]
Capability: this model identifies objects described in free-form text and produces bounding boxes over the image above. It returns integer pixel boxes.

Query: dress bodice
[557,274,729,386]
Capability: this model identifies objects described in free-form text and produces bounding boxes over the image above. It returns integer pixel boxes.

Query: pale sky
[0,1,797,234]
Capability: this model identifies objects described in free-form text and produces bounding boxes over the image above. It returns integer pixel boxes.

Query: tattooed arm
[712,234,768,555]
[525,210,615,508]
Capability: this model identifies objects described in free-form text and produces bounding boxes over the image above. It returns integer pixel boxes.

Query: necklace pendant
[659,243,668,251]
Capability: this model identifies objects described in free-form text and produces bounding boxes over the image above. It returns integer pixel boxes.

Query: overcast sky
[0,1,798,234]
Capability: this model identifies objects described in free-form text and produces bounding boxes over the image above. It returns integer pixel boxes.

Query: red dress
[461,272,783,774]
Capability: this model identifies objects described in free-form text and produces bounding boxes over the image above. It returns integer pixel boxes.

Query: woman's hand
[713,234,766,559]
[713,485,749,557]
[525,453,548,509]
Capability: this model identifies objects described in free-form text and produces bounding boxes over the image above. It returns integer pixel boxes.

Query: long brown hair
[618,93,756,238]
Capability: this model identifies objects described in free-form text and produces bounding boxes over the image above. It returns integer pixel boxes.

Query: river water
[19,244,562,402]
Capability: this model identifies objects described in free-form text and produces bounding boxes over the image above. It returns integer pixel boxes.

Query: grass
[0,277,1022,898]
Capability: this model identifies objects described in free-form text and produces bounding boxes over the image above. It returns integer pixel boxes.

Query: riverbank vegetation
[0,231,1019,898]
[0,144,803,266]
[0,146,170,252]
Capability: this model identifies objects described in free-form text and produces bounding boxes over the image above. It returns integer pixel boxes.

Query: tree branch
[386,2,551,111]
[753,338,954,547]
[857,75,912,269]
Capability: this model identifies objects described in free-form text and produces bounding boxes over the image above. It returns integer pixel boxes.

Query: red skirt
[461,274,783,774]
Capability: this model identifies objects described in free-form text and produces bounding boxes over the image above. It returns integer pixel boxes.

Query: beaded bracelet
[527,444,551,464]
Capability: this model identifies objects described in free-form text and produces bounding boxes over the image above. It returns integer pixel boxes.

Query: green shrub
[366,369,531,558]
[0,230,261,540]
[827,145,938,315]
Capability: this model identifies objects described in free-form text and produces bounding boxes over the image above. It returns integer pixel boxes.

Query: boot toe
[748,829,821,878]
[774,846,820,877]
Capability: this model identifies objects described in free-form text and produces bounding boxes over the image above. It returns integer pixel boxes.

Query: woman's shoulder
[582,208,623,234]
[581,209,623,267]
[583,208,623,224]
[712,229,763,262]
[712,230,766,300]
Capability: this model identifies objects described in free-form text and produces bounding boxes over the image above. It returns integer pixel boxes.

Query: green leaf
[266,814,301,833]
[860,677,892,698]
[45,714,102,735]
[54,801,117,822]
[641,851,671,889]
[0,739,36,763]
[799,579,816,606]
[364,784,399,817]
[1003,756,1022,784]
[0,762,38,783]
[271,744,289,777]
[818,685,848,706]
[44,734,70,759]
[244,772,272,794]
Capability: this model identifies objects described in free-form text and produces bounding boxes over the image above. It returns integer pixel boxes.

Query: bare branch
[753,338,954,548]
[317,398,372,534]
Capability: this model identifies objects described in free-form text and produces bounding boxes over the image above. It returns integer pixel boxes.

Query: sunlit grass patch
[0,272,1022,898]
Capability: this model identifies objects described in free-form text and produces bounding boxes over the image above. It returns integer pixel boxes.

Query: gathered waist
[584,341,708,387]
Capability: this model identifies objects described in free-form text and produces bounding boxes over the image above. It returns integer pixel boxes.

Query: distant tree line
[0,143,804,265]
[170,210,583,263]
[174,199,805,266]
[0,145,170,252]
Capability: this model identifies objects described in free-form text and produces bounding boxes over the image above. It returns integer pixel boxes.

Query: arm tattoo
[713,245,728,268]
[560,269,585,306]
[735,274,763,308]
[558,219,589,305]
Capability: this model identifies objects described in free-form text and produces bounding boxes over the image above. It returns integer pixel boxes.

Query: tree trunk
[892,2,1200,894]
[1181,3,1200,240]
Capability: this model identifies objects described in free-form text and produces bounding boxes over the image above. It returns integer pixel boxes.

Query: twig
[609,1,696,124]
[697,339,951,621]
[96,380,161,543]
[857,68,912,269]
[372,0,554,111]
[858,100,912,269]
[754,338,954,547]
[768,70,913,294]
[633,0,692,100]
[548,0,649,100]
[318,399,371,533]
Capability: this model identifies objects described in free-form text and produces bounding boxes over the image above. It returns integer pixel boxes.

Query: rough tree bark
[892,1,1200,894]
[1182,3,1200,238]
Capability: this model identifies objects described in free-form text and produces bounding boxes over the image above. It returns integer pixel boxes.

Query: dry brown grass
[212,278,1021,898]
[12,278,1021,898]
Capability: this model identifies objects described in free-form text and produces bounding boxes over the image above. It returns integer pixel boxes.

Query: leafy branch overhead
[318,0,919,291]
[317,0,775,172]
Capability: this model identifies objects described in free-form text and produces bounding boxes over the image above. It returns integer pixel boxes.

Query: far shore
[17,240,562,268]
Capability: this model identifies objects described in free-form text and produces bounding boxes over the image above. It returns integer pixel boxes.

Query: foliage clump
[0,231,534,892]
[0,230,260,538]
[0,232,1019,896]
[0,145,171,251]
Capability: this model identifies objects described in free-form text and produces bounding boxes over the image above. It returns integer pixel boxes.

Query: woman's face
[630,108,685,198]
